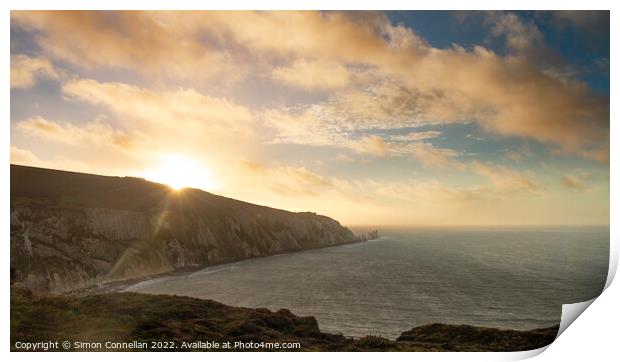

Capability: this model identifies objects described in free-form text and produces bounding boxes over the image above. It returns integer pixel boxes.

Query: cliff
[10,165,357,292]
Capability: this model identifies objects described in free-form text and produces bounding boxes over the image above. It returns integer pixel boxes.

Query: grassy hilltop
[11,286,558,352]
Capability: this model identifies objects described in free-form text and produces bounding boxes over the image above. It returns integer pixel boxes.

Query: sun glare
[144,154,215,191]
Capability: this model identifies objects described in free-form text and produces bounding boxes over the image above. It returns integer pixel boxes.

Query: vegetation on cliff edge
[11,285,558,352]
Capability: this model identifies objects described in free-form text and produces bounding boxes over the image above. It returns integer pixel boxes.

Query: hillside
[10,165,358,292]
[10,286,558,352]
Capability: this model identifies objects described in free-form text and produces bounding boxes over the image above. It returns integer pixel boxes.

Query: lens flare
[143,154,216,191]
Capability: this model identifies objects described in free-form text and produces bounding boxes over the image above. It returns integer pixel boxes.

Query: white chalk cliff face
[10,165,358,292]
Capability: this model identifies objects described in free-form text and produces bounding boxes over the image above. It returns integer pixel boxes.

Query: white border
[3,0,619,10]
[3,1,617,361]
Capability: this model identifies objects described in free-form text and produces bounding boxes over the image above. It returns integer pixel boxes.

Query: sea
[124,227,609,339]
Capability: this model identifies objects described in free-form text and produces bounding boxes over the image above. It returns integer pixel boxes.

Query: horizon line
[10,164,611,230]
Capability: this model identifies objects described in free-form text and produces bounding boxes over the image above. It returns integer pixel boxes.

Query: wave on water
[125,227,609,339]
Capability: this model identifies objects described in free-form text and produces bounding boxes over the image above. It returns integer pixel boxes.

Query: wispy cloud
[10,54,59,88]
[272,59,351,90]
[237,159,335,198]
[14,11,609,160]
[16,116,137,150]
[560,172,593,190]
[10,146,42,165]
[9,10,609,225]
[471,161,541,194]
[12,11,245,84]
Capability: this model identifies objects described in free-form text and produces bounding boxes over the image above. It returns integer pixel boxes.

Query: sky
[9,11,610,226]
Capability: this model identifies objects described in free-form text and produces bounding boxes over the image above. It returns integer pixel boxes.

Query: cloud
[231,158,551,226]
[62,78,254,141]
[486,11,579,82]
[241,11,608,161]
[262,108,335,146]
[265,106,460,167]
[488,12,546,54]
[9,145,110,175]
[9,11,609,226]
[547,11,609,35]
[272,59,351,90]
[10,54,59,88]
[349,135,389,157]
[11,11,245,84]
[312,81,432,129]
[237,159,476,205]
[561,175,586,190]
[504,144,534,163]
[44,78,265,181]
[237,159,334,197]
[471,161,540,194]
[371,180,484,203]
[264,109,460,167]
[389,131,441,142]
[339,73,606,161]
[350,136,460,166]
[408,142,459,167]
[560,172,593,190]
[16,116,137,150]
[13,11,608,161]
[10,146,42,165]
[278,60,606,161]
[204,11,395,64]
[13,77,272,188]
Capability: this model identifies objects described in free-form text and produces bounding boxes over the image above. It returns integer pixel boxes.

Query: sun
[143,154,215,191]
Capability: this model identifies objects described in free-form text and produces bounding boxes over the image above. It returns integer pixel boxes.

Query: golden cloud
[560,173,592,190]
[62,78,254,141]
[10,146,42,165]
[272,59,351,90]
[9,11,609,226]
[408,143,459,167]
[10,54,59,88]
[13,11,608,160]
[349,135,389,157]
[16,116,137,150]
[471,161,541,194]
[11,11,244,84]
[237,159,334,198]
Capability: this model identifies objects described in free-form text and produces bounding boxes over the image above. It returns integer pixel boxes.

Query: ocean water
[125,227,609,339]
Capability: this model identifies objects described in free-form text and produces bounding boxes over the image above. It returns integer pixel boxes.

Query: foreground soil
[10,285,558,352]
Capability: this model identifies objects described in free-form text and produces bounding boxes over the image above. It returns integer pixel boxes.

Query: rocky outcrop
[10,165,357,293]
[396,323,559,351]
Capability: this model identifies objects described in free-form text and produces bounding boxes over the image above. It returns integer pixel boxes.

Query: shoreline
[89,235,557,336]
[13,234,563,351]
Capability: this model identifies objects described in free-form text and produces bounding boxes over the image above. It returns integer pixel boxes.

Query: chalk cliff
[10,165,357,292]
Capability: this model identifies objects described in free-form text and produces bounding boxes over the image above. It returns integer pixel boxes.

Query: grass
[11,285,558,352]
